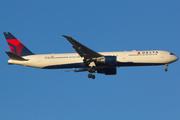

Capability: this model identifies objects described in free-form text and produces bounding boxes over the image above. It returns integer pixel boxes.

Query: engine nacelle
[97,67,117,75]
[96,56,117,64]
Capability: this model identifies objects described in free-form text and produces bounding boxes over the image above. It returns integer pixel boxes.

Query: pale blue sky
[0,0,180,120]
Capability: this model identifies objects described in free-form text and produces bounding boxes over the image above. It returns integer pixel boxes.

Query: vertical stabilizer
[4,32,34,56]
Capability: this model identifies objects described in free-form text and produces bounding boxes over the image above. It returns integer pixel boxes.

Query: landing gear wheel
[88,74,92,78]
[165,68,168,72]
[92,75,95,79]
[88,74,95,79]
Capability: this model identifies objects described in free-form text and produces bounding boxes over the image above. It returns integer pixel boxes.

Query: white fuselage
[7,50,178,69]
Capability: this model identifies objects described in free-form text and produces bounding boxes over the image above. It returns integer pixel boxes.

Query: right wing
[65,68,88,72]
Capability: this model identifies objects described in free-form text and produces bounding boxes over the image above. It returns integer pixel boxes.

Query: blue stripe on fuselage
[43,63,85,69]
[42,62,164,69]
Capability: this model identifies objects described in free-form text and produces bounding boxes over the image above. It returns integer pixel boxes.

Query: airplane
[4,32,178,79]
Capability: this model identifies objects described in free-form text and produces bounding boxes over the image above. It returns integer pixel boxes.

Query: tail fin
[3,32,34,56]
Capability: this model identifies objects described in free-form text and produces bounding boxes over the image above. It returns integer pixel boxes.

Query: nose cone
[172,55,179,62]
[175,55,179,61]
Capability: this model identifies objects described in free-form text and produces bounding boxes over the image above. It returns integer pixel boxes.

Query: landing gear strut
[87,61,96,79]
[165,64,168,72]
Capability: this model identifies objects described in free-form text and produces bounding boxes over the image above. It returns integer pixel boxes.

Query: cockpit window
[170,53,174,55]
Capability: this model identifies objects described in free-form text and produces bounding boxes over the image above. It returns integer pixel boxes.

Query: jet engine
[97,67,117,75]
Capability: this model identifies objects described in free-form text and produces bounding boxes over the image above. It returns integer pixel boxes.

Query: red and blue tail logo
[4,32,34,56]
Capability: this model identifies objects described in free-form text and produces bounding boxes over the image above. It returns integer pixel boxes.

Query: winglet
[5,51,28,61]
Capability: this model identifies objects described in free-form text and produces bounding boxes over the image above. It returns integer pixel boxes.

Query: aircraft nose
[173,55,179,62]
[175,55,179,61]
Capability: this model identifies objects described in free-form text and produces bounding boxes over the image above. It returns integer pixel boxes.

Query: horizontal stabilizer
[5,51,28,61]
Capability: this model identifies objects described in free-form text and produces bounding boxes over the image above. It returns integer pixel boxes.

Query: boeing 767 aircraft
[4,32,178,79]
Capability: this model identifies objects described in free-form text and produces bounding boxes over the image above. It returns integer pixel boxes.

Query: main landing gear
[87,62,96,79]
[165,64,168,72]
[88,74,95,79]
[88,66,96,79]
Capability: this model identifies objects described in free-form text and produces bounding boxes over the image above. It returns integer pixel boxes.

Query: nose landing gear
[165,64,168,72]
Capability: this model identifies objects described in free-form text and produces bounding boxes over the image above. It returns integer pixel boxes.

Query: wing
[65,68,88,72]
[62,35,102,59]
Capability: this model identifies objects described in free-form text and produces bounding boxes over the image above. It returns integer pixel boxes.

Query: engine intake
[96,56,117,64]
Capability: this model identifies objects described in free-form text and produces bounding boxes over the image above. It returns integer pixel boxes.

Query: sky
[0,0,180,120]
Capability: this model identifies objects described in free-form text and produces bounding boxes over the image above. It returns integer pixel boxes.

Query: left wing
[62,35,102,59]
[62,35,117,77]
